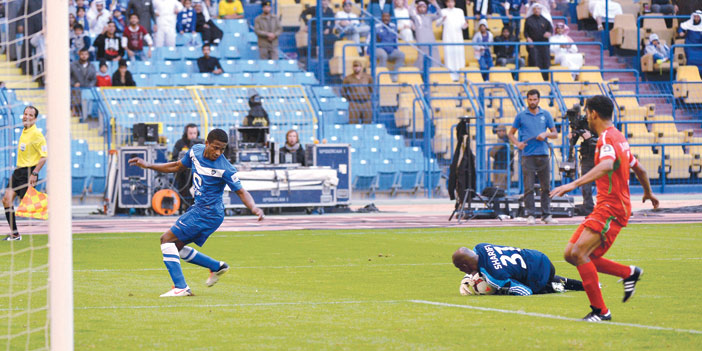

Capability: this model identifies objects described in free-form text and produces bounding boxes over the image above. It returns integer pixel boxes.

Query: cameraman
[565,106,597,216]
[172,124,200,212]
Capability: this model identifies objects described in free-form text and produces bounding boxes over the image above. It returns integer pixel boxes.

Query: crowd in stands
[63,0,284,92]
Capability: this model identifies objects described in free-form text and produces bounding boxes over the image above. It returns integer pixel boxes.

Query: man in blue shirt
[452,244,584,296]
[509,89,559,225]
[375,12,405,73]
[129,129,264,297]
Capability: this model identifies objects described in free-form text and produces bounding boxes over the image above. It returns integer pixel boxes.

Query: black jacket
[93,33,124,61]
[448,119,476,201]
[112,70,136,86]
[494,34,518,59]
[279,145,306,165]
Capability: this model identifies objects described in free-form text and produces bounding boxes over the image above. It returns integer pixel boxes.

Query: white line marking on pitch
[70,262,451,273]
[72,300,403,311]
[410,300,702,335]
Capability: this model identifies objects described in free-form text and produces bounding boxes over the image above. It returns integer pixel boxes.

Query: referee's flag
[16,187,48,220]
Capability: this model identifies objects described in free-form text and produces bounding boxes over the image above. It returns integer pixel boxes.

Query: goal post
[45,0,73,350]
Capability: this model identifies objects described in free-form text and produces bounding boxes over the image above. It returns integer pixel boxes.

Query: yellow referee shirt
[17,125,47,168]
[219,0,244,17]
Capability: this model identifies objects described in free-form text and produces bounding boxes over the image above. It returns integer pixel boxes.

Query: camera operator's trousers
[580,158,595,214]
[521,155,551,217]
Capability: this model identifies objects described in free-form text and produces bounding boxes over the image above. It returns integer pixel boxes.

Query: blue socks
[179,246,221,272]
[161,243,187,289]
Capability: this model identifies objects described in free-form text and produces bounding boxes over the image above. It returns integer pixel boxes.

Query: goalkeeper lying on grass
[453,244,584,296]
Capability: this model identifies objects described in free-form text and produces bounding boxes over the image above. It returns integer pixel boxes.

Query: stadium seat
[176,32,203,47]
[609,14,638,50]
[161,46,181,61]
[159,60,181,74]
[630,146,661,180]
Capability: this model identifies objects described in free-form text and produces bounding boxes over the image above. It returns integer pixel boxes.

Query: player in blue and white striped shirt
[130,128,264,297]
[453,243,584,296]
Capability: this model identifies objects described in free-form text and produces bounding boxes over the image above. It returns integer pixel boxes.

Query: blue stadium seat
[397,170,421,194]
[220,59,241,73]
[278,60,301,72]
[220,44,241,59]
[295,72,319,85]
[246,32,258,43]
[194,73,216,85]
[258,60,278,72]
[86,150,107,194]
[312,86,337,98]
[214,72,235,85]
[130,60,156,74]
[172,73,192,86]
[240,60,260,73]
[181,45,202,61]
[276,72,297,85]
[175,32,203,47]
[216,19,248,34]
[182,60,200,73]
[158,60,181,74]
[152,73,174,86]
[161,46,181,61]
[71,139,89,195]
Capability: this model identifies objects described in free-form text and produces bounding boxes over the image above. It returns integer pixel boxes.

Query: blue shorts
[170,206,224,247]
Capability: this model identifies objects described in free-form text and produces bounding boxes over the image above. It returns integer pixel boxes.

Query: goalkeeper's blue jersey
[179,144,243,212]
[474,243,552,296]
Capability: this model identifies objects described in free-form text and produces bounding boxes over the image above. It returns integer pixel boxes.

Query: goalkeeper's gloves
[460,274,473,296]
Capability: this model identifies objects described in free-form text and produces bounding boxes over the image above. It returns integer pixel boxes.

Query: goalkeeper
[453,244,584,296]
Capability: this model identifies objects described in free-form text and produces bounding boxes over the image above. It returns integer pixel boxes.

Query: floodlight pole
[46,0,74,350]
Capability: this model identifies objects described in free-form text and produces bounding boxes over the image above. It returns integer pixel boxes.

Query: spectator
[411,0,442,70]
[70,48,97,120]
[678,10,702,74]
[70,48,96,88]
[177,0,196,34]
[112,59,137,86]
[112,6,127,32]
[70,23,91,62]
[93,21,124,62]
[342,60,373,124]
[218,0,244,19]
[472,19,493,80]
[128,0,156,33]
[75,7,90,33]
[96,60,113,87]
[300,0,337,59]
[69,13,77,31]
[508,89,559,225]
[550,22,583,76]
[587,0,622,31]
[279,130,306,165]
[370,0,393,18]
[526,0,554,26]
[674,1,702,16]
[335,1,370,55]
[394,0,415,42]
[524,3,552,80]
[651,0,675,14]
[488,125,512,190]
[153,0,183,47]
[254,1,282,60]
[495,26,525,67]
[645,33,670,63]
[496,0,528,37]
[197,44,223,74]
[195,0,224,45]
[438,0,469,81]
[70,0,88,16]
[88,0,112,37]
[122,13,153,60]
[375,12,406,73]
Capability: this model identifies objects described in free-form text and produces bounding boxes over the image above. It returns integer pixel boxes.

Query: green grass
[2,223,702,350]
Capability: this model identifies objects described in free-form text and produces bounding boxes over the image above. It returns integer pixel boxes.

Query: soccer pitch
[2,223,702,349]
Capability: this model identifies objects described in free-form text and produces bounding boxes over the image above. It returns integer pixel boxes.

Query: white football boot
[206,262,230,287]
[160,286,193,297]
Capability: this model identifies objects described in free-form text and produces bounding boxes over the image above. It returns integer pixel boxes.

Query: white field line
[410,300,702,335]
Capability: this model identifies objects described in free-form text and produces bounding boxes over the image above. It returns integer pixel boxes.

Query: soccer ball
[469,273,495,295]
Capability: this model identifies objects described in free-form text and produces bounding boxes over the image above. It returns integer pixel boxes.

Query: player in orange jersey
[550,95,659,322]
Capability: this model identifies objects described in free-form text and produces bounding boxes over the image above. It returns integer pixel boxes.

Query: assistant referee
[3,106,46,241]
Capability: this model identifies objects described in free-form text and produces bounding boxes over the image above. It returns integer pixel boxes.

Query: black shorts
[8,166,36,199]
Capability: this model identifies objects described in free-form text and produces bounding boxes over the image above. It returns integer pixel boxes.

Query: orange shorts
[569,207,626,258]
